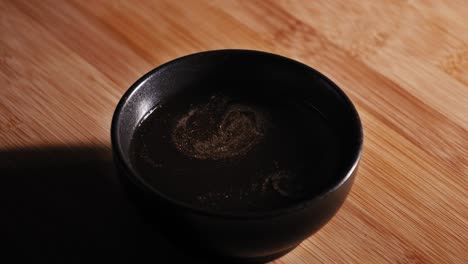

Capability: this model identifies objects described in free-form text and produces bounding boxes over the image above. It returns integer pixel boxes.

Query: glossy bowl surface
[111,50,363,263]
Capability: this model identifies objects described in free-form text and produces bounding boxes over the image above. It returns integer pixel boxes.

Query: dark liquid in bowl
[130,91,343,213]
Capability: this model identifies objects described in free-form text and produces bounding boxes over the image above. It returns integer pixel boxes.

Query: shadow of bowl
[0,145,216,263]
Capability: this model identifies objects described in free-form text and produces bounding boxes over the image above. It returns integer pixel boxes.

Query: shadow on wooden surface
[0,146,224,264]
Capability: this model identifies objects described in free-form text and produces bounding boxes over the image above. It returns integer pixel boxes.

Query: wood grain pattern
[1,0,466,263]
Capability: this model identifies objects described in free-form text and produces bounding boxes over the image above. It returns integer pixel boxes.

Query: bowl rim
[111,49,363,220]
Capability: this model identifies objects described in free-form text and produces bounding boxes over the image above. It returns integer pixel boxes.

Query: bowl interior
[112,50,362,213]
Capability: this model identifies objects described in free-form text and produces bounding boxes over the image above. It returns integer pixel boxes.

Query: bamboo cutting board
[0,1,466,263]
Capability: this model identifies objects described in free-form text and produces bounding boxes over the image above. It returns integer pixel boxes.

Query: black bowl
[111,50,363,263]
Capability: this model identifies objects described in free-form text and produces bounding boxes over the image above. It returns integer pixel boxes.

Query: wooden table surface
[1,1,467,263]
